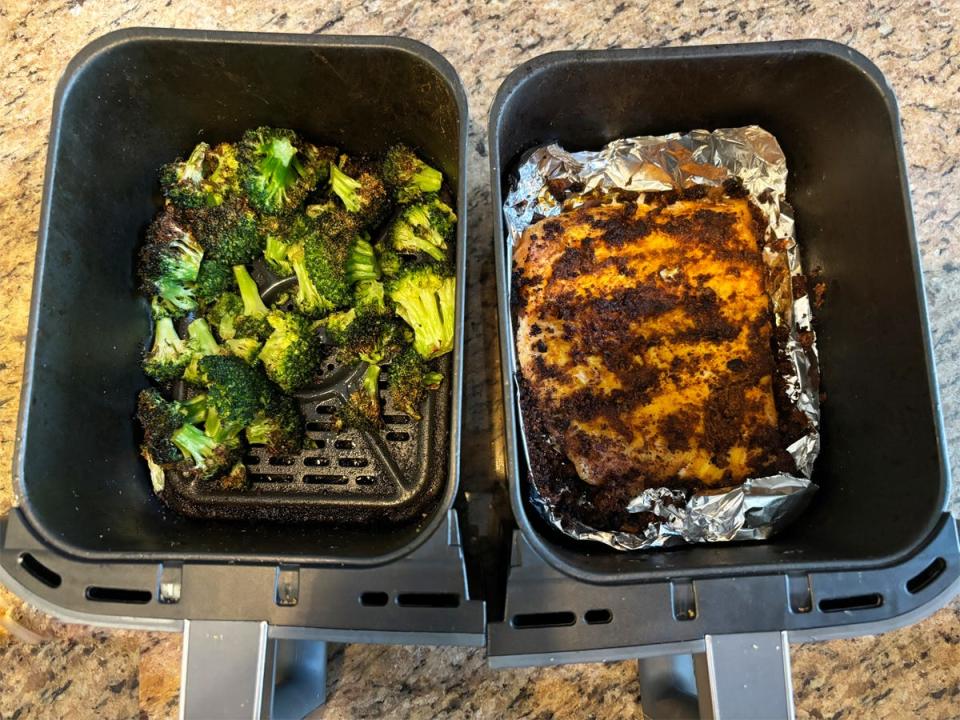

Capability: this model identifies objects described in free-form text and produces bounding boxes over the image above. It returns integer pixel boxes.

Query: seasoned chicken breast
[513,189,782,493]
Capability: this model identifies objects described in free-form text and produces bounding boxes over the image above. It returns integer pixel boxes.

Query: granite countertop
[1,1,958,718]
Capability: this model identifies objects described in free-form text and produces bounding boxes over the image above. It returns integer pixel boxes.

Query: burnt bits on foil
[503,127,821,551]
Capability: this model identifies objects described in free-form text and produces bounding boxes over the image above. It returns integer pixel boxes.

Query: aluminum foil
[503,127,821,551]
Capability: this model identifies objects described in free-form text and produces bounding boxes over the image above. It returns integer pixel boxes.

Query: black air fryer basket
[0,29,483,719]
[487,42,959,718]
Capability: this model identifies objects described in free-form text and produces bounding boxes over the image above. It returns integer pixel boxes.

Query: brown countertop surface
[1,1,958,718]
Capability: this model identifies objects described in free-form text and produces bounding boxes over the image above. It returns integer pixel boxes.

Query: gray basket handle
[180,620,328,720]
[639,632,794,719]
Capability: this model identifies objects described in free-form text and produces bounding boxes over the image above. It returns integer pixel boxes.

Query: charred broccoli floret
[137,388,191,465]
[285,213,353,316]
[239,127,334,215]
[388,196,456,262]
[346,234,380,284]
[387,265,456,360]
[232,265,271,339]
[328,157,389,229]
[188,196,263,265]
[337,363,382,431]
[257,310,322,393]
[306,201,361,244]
[171,423,241,481]
[382,144,443,204]
[159,142,240,209]
[196,354,275,440]
[194,259,235,305]
[245,393,304,455]
[138,207,204,317]
[387,346,443,420]
[143,316,190,382]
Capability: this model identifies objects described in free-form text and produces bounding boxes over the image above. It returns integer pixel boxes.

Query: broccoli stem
[187,318,220,356]
[233,265,269,316]
[179,394,208,424]
[171,423,217,467]
[362,362,381,400]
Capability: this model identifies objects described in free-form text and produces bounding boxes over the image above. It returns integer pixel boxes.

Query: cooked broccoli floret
[245,393,304,455]
[346,234,380,284]
[206,292,243,341]
[264,235,293,276]
[328,157,389,229]
[337,363,382,431]
[194,259,235,305]
[375,243,402,278]
[257,310,322,393]
[232,265,270,339]
[284,212,354,316]
[387,346,443,421]
[159,142,240,209]
[387,265,456,360]
[225,336,263,365]
[323,308,356,346]
[159,142,210,209]
[203,143,241,206]
[138,207,204,317]
[355,279,387,315]
[382,143,443,204]
[196,354,275,440]
[183,318,224,384]
[171,422,241,482]
[219,461,249,491]
[137,388,190,465]
[287,241,333,318]
[188,197,264,265]
[306,201,361,244]
[239,127,334,215]
[388,196,455,262]
[143,316,190,382]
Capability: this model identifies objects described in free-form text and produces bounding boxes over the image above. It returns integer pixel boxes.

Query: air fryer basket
[12,29,468,563]
[487,41,959,714]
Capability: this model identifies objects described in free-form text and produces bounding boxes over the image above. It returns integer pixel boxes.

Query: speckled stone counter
[1,1,958,718]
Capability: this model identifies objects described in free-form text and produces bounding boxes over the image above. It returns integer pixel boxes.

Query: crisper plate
[161,265,450,523]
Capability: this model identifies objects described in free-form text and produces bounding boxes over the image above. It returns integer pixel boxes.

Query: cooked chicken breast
[513,190,782,492]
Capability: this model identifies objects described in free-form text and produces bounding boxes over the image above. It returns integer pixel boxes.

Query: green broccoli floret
[387,265,456,360]
[328,157,389,229]
[354,279,387,315]
[206,292,243,341]
[382,144,443,204]
[257,310,323,393]
[159,142,210,209]
[159,142,240,209]
[375,243,402,278]
[323,308,356,346]
[387,346,443,421]
[245,393,304,455]
[239,127,334,215]
[194,259,235,305]
[306,201,361,244]
[284,211,354,316]
[196,354,276,440]
[264,235,293,276]
[232,265,270,339]
[287,241,333,318]
[183,318,224,384]
[225,336,263,364]
[138,207,204,317]
[171,422,241,482]
[388,196,456,262]
[188,197,264,265]
[143,316,190,382]
[137,388,190,465]
[346,234,380,284]
[336,363,382,431]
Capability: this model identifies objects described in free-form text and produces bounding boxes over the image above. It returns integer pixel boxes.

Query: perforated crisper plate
[160,263,449,524]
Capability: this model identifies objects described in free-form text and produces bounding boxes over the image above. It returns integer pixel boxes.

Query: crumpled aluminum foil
[503,127,821,551]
